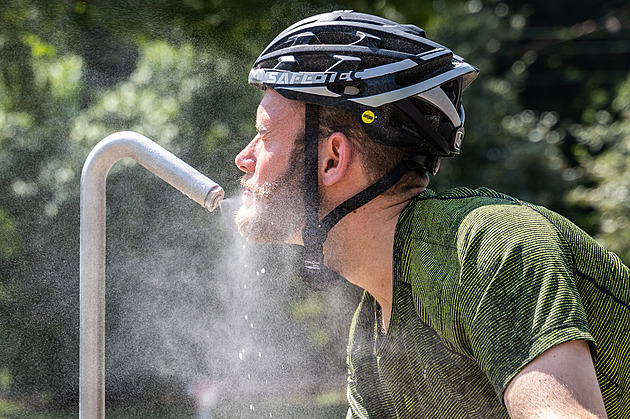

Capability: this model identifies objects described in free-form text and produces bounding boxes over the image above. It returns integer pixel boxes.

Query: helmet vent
[275,55,298,71]
[328,81,365,96]
[352,31,381,48]
[395,58,450,87]
[289,32,318,45]
[316,31,361,46]
[329,55,361,72]
[344,86,361,95]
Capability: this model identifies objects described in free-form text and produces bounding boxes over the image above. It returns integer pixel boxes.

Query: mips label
[362,110,375,124]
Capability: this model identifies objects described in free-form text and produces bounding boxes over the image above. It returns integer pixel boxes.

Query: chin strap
[300,103,409,290]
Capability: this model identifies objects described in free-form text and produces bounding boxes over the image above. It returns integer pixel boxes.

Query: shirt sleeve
[455,203,594,400]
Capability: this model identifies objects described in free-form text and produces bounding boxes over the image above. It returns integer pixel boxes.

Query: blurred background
[0,0,629,417]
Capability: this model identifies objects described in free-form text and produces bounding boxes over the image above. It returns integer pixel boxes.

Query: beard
[234,148,304,244]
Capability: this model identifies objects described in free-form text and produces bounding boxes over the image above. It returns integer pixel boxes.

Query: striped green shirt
[346,187,630,418]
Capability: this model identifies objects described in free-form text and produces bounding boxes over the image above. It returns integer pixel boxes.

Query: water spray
[79,131,224,418]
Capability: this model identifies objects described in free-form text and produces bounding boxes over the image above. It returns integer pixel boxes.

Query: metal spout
[79,131,224,418]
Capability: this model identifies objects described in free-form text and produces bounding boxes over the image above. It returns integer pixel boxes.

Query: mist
[101,180,360,417]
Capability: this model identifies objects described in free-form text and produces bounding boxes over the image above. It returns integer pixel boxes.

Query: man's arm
[504,339,607,418]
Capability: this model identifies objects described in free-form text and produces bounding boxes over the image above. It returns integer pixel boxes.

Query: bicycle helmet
[248,10,478,289]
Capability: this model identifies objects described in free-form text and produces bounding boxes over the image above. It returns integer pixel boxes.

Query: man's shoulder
[401,187,524,238]
[412,186,522,209]
[398,186,581,255]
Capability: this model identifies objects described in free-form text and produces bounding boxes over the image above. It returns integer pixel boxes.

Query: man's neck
[323,187,424,333]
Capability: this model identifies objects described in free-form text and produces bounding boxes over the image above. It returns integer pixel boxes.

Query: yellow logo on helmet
[361,110,375,124]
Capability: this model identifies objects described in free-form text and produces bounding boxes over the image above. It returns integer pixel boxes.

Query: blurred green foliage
[0,0,629,415]
[568,73,630,257]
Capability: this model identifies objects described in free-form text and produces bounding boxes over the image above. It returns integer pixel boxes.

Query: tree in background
[568,73,630,260]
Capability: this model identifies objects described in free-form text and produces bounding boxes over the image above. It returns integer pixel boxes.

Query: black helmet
[249,10,478,173]
[248,11,478,289]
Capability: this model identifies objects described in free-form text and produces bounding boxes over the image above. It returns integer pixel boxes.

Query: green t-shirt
[346,187,630,418]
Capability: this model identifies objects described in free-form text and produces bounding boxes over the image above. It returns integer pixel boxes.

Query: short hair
[317,106,429,194]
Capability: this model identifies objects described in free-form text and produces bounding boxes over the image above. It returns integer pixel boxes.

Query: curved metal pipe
[80,131,224,418]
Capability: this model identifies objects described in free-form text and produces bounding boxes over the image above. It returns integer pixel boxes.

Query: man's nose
[235,140,256,173]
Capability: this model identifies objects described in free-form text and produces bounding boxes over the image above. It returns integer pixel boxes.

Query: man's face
[234,89,305,244]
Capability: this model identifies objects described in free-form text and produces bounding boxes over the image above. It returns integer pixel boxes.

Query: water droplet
[250,323,254,328]
[261,268,266,274]
[258,352,262,357]
[250,404,255,411]
[244,315,248,320]
[238,353,243,360]
[244,284,247,289]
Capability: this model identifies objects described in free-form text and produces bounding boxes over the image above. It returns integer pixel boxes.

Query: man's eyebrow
[256,124,270,134]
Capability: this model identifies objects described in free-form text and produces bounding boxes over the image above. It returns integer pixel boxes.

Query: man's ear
[320,132,352,187]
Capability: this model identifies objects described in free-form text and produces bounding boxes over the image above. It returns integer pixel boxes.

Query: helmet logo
[361,110,376,124]
[454,127,465,151]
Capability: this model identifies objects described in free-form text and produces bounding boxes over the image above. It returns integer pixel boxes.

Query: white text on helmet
[256,70,357,86]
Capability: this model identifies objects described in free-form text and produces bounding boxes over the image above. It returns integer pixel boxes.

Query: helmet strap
[300,102,330,289]
[300,103,409,290]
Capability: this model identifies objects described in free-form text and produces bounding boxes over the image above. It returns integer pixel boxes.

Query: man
[234,10,629,418]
